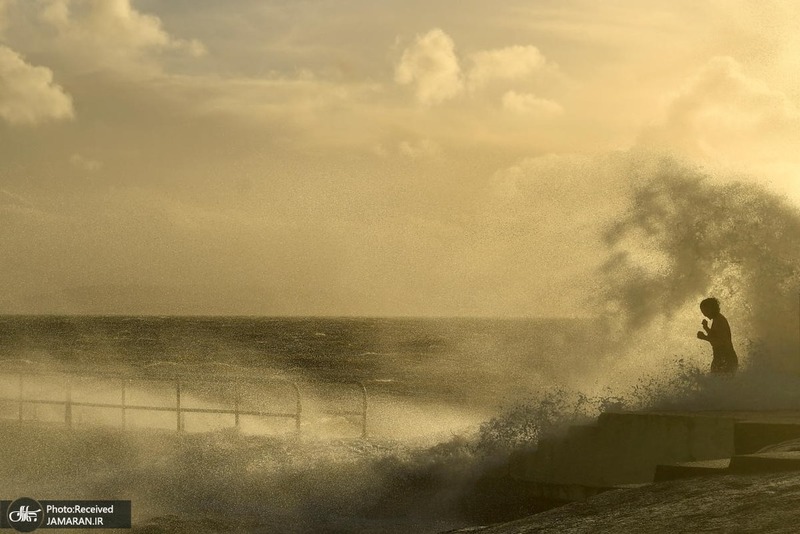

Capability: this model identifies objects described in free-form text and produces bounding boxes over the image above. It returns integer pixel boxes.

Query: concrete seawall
[510,410,800,501]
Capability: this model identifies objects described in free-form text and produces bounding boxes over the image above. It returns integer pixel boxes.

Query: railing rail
[323,381,368,438]
[0,361,376,438]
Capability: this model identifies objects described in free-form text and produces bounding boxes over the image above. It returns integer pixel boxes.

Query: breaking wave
[4,152,800,533]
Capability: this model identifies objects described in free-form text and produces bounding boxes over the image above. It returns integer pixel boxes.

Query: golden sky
[0,0,798,316]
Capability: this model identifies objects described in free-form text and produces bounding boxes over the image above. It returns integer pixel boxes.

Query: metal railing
[324,381,368,439]
[0,362,372,437]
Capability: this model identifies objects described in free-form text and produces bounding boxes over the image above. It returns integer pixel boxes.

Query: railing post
[234,383,240,428]
[291,382,302,435]
[17,374,23,423]
[359,382,367,439]
[176,379,182,433]
[65,378,73,428]
[1,371,377,438]
[121,379,127,430]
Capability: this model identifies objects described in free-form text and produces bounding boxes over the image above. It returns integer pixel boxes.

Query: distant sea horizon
[0,312,593,320]
[0,315,601,411]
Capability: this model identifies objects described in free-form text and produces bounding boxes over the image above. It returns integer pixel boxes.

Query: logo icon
[6,498,44,533]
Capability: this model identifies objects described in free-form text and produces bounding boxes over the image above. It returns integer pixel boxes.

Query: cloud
[642,56,800,160]
[468,45,548,90]
[395,30,561,117]
[502,90,563,116]
[39,0,205,73]
[670,55,798,126]
[395,28,464,105]
[0,45,74,125]
[637,56,800,200]
[157,72,388,150]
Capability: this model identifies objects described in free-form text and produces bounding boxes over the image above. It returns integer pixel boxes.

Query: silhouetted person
[696,297,738,373]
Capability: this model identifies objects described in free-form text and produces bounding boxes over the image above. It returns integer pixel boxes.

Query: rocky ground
[450,472,800,533]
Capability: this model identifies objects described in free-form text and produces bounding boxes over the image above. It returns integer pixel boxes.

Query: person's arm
[697,318,711,341]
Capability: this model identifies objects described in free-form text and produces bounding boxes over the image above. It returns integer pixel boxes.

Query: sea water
[0,315,602,533]
[4,159,800,531]
[0,316,604,433]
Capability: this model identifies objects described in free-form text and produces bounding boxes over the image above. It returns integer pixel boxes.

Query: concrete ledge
[729,451,800,474]
[734,421,800,455]
[511,411,800,504]
[514,411,736,487]
[654,458,730,482]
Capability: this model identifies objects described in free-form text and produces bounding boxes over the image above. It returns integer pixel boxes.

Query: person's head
[700,297,720,319]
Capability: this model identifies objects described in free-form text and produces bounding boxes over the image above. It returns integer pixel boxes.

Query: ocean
[0,315,602,533]
[3,315,798,533]
[0,315,603,434]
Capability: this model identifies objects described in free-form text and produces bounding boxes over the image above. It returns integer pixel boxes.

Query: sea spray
[473,387,626,455]
[596,154,800,383]
[3,155,800,532]
[0,423,534,533]
[479,152,800,497]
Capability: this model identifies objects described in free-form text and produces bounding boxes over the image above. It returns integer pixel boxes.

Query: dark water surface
[0,315,601,409]
[0,317,607,532]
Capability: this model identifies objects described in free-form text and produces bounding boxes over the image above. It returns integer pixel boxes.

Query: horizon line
[0,312,594,321]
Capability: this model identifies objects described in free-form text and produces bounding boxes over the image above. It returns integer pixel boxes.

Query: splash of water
[598,154,800,376]
[5,154,800,532]
[482,154,800,449]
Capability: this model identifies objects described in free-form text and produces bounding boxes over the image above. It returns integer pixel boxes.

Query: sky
[0,0,799,317]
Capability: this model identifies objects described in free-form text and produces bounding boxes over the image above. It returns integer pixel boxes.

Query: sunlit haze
[1,0,798,316]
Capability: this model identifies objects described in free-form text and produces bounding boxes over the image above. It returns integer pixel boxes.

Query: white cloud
[646,56,800,143]
[640,56,800,194]
[395,31,559,115]
[661,56,799,131]
[0,45,74,125]
[468,45,548,90]
[39,0,205,73]
[395,28,464,105]
[502,90,563,116]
